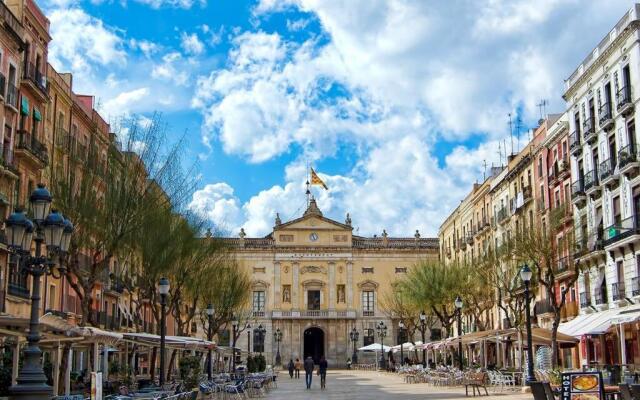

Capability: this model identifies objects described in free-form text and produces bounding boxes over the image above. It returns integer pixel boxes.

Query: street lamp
[376,321,388,370]
[349,327,359,364]
[7,184,74,400]
[158,277,170,387]
[520,264,535,384]
[256,324,266,355]
[419,311,427,367]
[231,317,238,373]
[274,328,282,365]
[398,320,406,366]
[454,295,463,370]
[246,323,252,355]
[206,304,215,380]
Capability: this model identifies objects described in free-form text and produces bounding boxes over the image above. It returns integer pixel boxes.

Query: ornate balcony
[612,282,626,302]
[569,131,582,155]
[594,289,607,306]
[618,144,639,176]
[632,277,640,297]
[271,310,357,319]
[571,179,586,207]
[582,117,597,144]
[584,170,600,196]
[604,216,640,248]
[579,292,591,308]
[599,158,619,187]
[617,85,634,116]
[5,82,18,112]
[599,102,614,131]
[22,62,47,99]
[15,130,48,167]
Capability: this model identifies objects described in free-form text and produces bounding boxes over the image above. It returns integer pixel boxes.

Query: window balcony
[22,62,47,97]
[599,158,619,187]
[618,144,639,176]
[569,131,582,155]
[579,292,591,308]
[555,256,573,279]
[599,102,614,131]
[535,298,554,316]
[604,216,640,248]
[594,289,607,306]
[497,206,510,224]
[5,82,18,111]
[612,282,626,301]
[271,310,357,319]
[616,85,634,116]
[550,203,572,227]
[584,170,600,196]
[582,117,597,144]
[571,179,586,207]
[16,130,48,166]
[632,277,640,297]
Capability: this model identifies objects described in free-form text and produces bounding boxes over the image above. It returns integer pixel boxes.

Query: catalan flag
[310,168,328,190]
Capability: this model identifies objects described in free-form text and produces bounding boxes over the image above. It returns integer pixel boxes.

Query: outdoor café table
[500,371,522,386]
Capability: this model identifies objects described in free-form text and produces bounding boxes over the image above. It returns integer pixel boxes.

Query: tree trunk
[551,312,561,368]
[166,349,178,381]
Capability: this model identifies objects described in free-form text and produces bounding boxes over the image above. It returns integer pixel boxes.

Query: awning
[33,108,41,121]
[72,326,123,345]
[559,305,640,337]
[358,343,391,352]
[20,97,28,115]
[391,342,416,352]
[122,332,215,350]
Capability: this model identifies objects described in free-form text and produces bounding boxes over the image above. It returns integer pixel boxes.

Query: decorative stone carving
[357,280,379,289]
[345,213,352,226]
[252,279,270,289]
[253,267,266,274]
[362,267,374,274]
[302,279,325,288]
[301,265,326,274]
[284,265,289,273]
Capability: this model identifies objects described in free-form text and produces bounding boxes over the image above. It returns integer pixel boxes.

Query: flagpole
[306,160,311,205]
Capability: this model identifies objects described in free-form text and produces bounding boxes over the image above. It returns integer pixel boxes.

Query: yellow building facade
[227,198,438,366]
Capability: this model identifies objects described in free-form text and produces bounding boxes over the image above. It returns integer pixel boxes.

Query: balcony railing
[583,117,596,142]
[584,170,599,191]
[594,289,606,305]
[555,257,569,274]
[535,299,554,315]
[632,277,640,297]
[616,85,632,112]
[23,62,46,93]
[579,292,591,308]
[16,131,48,165]
[571,179,585,196]
[6,82,18,109]
[569,131,581,153]
[604,216,640,246]
[612,282,626,301]
[497,206,509,223]
[599,158,616,182]
[618,144,638,170]
[271,310,358,319]
[599,102,613,127]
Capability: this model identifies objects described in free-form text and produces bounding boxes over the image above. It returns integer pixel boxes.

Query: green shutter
[20,97,29,115]
[33,108,42,121]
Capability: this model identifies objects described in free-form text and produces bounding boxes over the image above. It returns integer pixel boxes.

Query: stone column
[292,262,300,309]
[53,342,62,395]
[65,347,73,396]
[274,262,281,309]
[346,261,353,306]
[328,262,336,310]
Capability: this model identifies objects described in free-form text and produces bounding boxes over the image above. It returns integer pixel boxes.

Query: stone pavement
[270,370,533,399]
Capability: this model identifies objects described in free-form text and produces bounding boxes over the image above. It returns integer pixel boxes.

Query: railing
[579,292,591,308]
[16,131,48,164]
[7,282,29,299]
[617,85,632,111]
[594,289,606,306]
[569,131,581,151]
[599,102,613,125]
[550,203,570,223]
[582,117,596,140]
[23,62,46,93]
[252,310,265,317]
[599,158,616,182]
[555,257,569,274]
[497,206,509,222]
[571,179,585,196]
[535,299,554,315]
[612,282,626,301]
[618,144,638,169]
[6,82,18,109]
[632,277,640,297]
[584,170,599,190]
[604,216,640,245]
[0,73,6,99]
[271,310,358,318]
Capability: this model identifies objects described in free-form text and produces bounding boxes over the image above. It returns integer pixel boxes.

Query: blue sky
[43,0,637,237]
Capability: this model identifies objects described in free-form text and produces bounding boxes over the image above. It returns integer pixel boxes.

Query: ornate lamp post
[158,277,170,387]
[349,327,359,364]
[398,320,406,366]
[419,311,427,367]
[274,328,282,365]
[376,321,387,370]
[256,324,266,355]
[520,264,536,384]
[454,295,463,370]
[246,323,251,355]
[7,184,74,400]
[206,304,215,380]
[231,317,238,373]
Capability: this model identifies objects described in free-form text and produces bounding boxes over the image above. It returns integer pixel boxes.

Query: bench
[464,372,488,397]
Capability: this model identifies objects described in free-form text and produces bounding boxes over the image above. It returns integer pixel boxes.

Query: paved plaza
[270,370,533,399]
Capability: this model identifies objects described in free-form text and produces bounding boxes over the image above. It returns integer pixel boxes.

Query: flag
[310,168,328,190]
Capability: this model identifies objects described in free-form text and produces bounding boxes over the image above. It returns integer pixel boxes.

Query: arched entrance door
[303,327,324,364]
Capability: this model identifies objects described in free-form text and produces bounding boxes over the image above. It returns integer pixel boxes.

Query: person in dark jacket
[304,356,315,389]
[287,359,294,378]
[318,356,328,389]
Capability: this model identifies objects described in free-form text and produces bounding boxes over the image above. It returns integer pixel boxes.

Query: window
[48,284,56,311]
[363,328,375,346]
[253,330,265,353]
[538,157,543,177]
[362,291,375,316]
[613,196,621,225]
[307,290,320,310]
[252,291,265,316]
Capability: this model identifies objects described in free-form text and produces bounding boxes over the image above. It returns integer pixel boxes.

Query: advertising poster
[561,371,604,400]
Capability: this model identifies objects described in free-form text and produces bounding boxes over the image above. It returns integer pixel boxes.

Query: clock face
[309,232,319,242]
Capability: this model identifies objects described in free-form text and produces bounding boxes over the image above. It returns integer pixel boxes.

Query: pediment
[276,216,352,232]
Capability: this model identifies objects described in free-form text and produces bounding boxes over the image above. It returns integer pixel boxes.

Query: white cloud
[133,0,205,9]
[151,52,190,86]
[189,183,243,233]
[102,87,150,118]
[286,18,310,31]
[180,32,205,55]
[130,39,160,58]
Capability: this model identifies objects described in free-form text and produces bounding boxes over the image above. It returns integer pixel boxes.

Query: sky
[43,0,637,238]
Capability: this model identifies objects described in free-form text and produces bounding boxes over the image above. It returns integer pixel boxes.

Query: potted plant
[178,356,201,391]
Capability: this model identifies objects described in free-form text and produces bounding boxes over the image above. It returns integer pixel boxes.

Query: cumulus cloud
[133,0,205,9]
[180,32,205,55]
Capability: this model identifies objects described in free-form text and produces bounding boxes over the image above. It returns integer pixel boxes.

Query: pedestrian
[294,358,301,378]
[287,359,294,378]
[304,356,315,389]
[346,358,352,370]
[319,356,328,390]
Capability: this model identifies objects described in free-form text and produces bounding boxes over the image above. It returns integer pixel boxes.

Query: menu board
[561,371,603,400]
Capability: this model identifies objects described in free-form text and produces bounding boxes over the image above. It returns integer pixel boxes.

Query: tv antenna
[483,160,488,181]
[537,99,548,121]
[508,113,514,155]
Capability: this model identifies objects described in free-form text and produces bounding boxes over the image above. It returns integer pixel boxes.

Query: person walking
[294,358,301,379]
[287,359,294,378]
[304,356,315,389]
[319,356,328,390]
